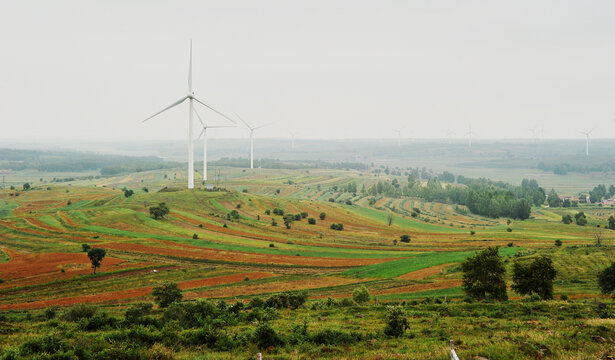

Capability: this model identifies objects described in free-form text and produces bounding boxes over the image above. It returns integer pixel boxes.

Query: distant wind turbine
[578,129,593,157]
[289,131,299,152]
[465,125,474,149]
[193,109,235,181]
[392,127,404,147]
[236,114,272,169]
[141,40,235,189]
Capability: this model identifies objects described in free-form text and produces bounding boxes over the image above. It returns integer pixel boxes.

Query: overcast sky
[1,0,615,142]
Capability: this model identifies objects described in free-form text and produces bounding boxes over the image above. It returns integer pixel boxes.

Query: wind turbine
[236,114,272,169]
[141,40,235,189]
[289,131,299,152]
[392,127,404,147]
[578,129,593,157]
[465,125,474,149]
[193,109,235,181]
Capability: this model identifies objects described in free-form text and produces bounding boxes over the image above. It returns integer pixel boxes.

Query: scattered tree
[383,305,409,338]
[23,183,30,191]
[192,233,198,240]
[330,223,344,231]
[562,214,573,224]
[547,189,562,207]
[400,234,411,243]
[353,285,370,304]
[123,189,134,197]
[319,212,326,220]
[594,225,604,246]
[283,214,295,229]
[152,282,183,308]
[308,217,316,225]
[149,202,170,219]
[142,187,149,193]
[574,212,587,226]
[87,248,106,274]
[511,256,557,300]
[555,239,562,247]
[598,263,615,296]
[608,216,615,230]
[81,244,91,252]
[461,247,508,301]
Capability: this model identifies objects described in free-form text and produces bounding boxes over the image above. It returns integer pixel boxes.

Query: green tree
[352,285,371,304]
[87,248,106,274]
[152,282,183,308]
[608,216,615,230]
[123,189,134,197]
[598,263,615,296]
[307,217,316,225]
[383,305,409,338]
[461,247,508,301]
[319,212,326,220]
[283,214,295,229]
[547,189,561,207]
[400,234,411,243]
[574,212,587,226]
[81,244,91,252]
[562,214,573,224]
[511,256,557,300]
[149,202,170,219]
[23,183,30,191]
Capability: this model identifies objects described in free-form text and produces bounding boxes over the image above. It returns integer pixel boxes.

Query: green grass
[344,247,521,278]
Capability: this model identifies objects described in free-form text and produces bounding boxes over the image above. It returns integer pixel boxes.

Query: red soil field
[0,248,130,288]
[103,241,394,267]
[374,279,462,296]
[0,272,278,310]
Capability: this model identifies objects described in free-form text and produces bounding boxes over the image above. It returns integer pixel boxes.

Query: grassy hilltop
[0,166,614,359]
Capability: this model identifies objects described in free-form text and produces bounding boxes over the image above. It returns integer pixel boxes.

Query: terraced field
[0,167,613,312]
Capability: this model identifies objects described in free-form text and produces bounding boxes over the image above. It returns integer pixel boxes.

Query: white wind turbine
[141,40,235,189]
[392,127,404,147]
[578,128,593,157]
[236,114,272,169]
[289,131,299,152]
[193,110,235,181]
[465,124,474,149]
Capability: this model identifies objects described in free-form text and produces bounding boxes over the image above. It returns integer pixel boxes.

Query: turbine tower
[392,127,404,147]
[236,114,271,169]
[289,131,299,152]
[193,110,235,181]
[465,125,474,149]
[141,40,235,189]
[578,129,593,157]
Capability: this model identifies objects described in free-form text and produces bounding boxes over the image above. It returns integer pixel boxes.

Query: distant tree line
[365,175,544,219]
[538,159,615,175]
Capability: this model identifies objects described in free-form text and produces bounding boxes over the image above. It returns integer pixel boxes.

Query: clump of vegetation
[598,262,615,296]
[461,247,507,301]
[87,248,106,274]
[383,305,409,338]
[574,211,587,226]
[319,212,326,220]
[308,217,316,224]
[400,234,411,243]
[330,223,344,231]
[192,233,198,239]
[562,214,573,224]
[512,256,557,300]
[555,239,563,247]
[152,283,183,308]
[81,244,91,252]
[353,285,370,304]
[149,202,170,219]
[122,188,134,197]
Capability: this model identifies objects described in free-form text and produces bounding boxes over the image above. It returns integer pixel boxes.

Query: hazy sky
[1,0,615,142]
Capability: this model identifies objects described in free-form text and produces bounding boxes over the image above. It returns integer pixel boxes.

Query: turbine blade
[197,127,205,140]
[188,40,193,93]
[235,113,251,129]
[142,96,189,122]
[192,96,237,124]
[193,108,206,128]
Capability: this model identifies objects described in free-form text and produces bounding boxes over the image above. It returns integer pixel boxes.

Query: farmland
[1,166,614,359]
